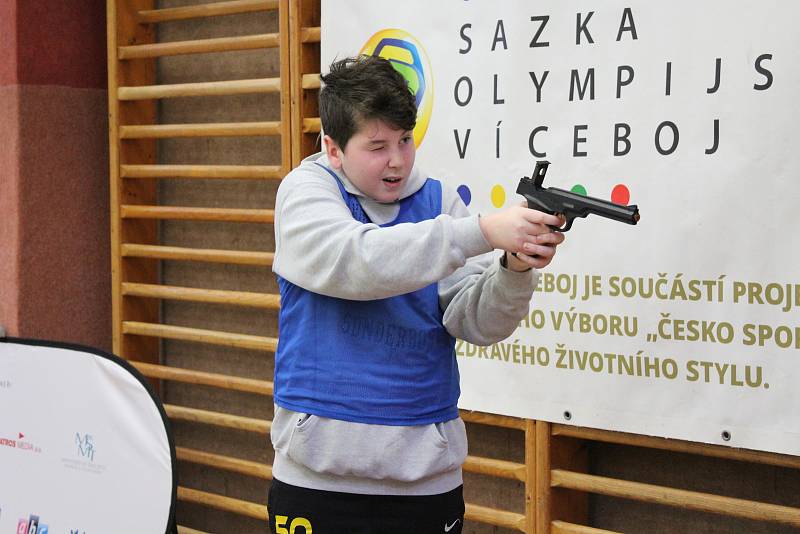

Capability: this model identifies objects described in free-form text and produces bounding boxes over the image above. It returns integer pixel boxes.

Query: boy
[269,56,565,533]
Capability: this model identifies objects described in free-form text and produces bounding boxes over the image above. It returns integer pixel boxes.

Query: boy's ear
[323,135,344,170]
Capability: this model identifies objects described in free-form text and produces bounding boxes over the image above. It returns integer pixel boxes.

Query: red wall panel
[0,0,18,85]
[16,0,106,89]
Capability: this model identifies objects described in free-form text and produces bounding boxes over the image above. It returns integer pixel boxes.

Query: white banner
[0,339,175,534]
[322,1,800,455]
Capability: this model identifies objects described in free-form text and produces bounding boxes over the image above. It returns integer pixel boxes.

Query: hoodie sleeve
[437,186,540,346]
[272,161,492,301]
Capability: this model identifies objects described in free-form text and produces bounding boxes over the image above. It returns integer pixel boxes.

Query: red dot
[611,184,630,205]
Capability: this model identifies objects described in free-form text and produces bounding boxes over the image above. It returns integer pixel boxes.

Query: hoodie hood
[305,152,427,203]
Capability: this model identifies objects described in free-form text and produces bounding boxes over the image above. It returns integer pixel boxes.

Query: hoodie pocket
[286,417,464,482]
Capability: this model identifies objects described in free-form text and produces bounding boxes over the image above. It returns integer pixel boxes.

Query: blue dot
[457,184,472,206]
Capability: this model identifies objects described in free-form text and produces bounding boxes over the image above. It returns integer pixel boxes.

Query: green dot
[571,184,587,196]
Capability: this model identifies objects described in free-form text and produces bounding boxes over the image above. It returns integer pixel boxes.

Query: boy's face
[325,118,416,203]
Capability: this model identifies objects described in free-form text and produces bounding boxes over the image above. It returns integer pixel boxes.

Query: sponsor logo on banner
[61,432,105,475]
[75,433,95,462]
[360,29,434,148]
[1,433,42,454]
[18,514,48,534]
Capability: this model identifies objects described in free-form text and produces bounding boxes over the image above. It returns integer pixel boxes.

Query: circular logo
[360,29,433,147]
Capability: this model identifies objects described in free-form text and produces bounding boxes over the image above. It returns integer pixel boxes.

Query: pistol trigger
[550,213,574,232]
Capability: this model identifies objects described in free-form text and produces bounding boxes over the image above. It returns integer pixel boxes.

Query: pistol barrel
[551,187,639,225]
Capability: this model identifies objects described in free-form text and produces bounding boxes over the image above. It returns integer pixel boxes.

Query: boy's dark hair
[319,55,417,150]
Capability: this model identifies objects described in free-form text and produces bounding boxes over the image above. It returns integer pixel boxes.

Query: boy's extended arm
[439,197,539,346]
[272,164,492,300]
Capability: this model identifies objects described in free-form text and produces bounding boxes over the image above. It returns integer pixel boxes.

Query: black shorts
[267,478,465,534]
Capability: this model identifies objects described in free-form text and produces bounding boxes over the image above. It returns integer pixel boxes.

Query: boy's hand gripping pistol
[516,161,640,232]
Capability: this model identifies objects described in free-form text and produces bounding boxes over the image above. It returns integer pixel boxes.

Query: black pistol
[516,161,640,232]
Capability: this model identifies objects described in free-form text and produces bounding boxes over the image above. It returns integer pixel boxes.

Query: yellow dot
[490,185,506,208]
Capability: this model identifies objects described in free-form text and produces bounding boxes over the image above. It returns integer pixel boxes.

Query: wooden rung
[165,404,271,434]
[122,282,280,309]
[120,205,274,223]
[120,121,281,138]
[123,321,279,352]
[177,526,211,534]
[118,78,280,100]
[120,164,282,179]
[552,520,621,534]
[177,486,268,521]
[177,446,272,479]
[463,455,526,482]
[138,0,278,23]
[122,244,274,266]
[465,502,526,532]
[551,424,800,471]
[119,33,279,59]
[301,73,320,90]
[460,410,527,430]
[551,469,800,526]
[302,118,320,133]
[301,26,320,43]
[132,361,273,396]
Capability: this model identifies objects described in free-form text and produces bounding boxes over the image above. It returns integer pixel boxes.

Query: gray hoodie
[271,152,538,495]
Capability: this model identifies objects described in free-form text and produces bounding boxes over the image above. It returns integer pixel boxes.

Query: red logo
[1,433,41,453]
